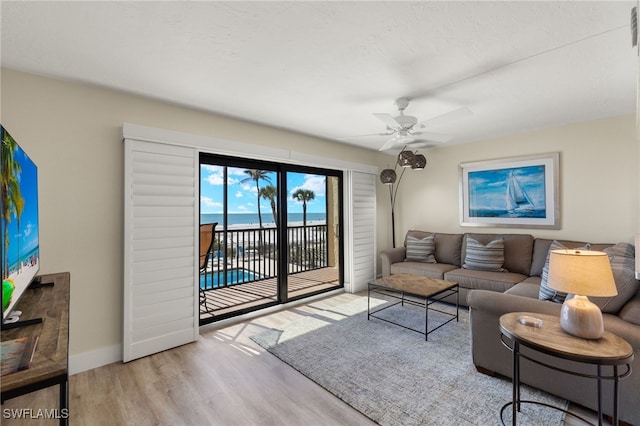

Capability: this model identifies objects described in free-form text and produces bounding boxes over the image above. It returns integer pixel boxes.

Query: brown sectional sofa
[379,230,640,425]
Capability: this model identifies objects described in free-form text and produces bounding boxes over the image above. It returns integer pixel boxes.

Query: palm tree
[292,189,315,265]
[292,189,315,228]
[258,185,278,226]
[241,169,271,253]
[240,169,271,229]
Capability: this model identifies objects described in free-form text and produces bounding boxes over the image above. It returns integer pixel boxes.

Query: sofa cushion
[445,268,526,292]
[391,262,458,280]
[590,242,640,314]
[505,280,542,299]
[405,234,436,263]
[538,240,590,303]
[618,292,640,326]
[463,233,534,275]
[434,233,464,266]
[462,237,507,272]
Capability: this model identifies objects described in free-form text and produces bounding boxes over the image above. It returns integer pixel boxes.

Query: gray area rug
[251,296,567,426]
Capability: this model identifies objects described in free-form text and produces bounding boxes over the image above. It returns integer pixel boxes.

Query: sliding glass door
[199,155,343,325]
[286,171,342,299]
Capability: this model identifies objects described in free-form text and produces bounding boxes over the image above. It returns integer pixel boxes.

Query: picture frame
[459,152,560,229]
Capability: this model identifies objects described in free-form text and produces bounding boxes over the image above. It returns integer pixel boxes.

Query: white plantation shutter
[345,171,376,293]
[123,139,198,362]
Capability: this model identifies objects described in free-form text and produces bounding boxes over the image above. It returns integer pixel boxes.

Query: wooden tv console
[1,272,70,425]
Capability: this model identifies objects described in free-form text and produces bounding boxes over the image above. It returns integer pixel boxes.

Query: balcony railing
[200,224,329,290]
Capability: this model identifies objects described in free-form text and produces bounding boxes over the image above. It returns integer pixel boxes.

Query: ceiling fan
[362,97,472,151]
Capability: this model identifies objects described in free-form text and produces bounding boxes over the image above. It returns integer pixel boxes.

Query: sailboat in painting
[505,171,534,214]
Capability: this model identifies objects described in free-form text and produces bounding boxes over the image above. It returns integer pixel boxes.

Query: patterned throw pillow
[462,237,507,272]
[538,240,591,303]
[591,242,640,314]
[405,235,436,263]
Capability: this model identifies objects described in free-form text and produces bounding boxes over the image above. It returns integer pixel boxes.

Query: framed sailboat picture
[459,152,560,229]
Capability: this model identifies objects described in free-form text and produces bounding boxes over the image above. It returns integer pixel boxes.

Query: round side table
[499,312,633,426]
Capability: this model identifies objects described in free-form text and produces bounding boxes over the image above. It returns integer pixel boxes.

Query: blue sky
[200,166,326,215]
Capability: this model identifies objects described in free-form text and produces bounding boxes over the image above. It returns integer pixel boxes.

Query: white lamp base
[559,295,604,340]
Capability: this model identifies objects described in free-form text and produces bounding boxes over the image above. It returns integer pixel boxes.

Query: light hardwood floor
[2,291,599,425]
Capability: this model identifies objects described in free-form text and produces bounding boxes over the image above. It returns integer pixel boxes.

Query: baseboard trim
[69,344,122,375]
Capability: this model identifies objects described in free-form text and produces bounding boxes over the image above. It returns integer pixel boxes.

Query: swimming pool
[200,268,260,289]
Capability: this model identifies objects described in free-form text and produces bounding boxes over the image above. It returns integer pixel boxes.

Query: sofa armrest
[467,290,562,382]
[379,247,406,277]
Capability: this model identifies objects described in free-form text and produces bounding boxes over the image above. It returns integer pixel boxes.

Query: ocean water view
[201,213,326,228]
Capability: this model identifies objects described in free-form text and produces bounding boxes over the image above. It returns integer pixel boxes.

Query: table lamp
[547,249,617,339]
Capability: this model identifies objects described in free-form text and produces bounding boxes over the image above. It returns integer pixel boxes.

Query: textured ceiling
[1,1,638,152]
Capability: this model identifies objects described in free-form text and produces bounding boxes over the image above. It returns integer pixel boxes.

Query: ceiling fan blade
[416,106,472,129]
[405,140,440,149]
[373,113,402,131]
[378,136,400,151]
[338,131,394,140]
[408,131,454,143]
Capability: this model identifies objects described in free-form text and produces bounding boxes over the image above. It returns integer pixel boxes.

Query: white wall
[1,69,384,371]
[381,114,639,246]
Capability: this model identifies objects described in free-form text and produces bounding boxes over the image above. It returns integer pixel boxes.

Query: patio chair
[199,222,218,312]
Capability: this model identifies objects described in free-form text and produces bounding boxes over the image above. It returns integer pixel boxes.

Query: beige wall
[378,114,639,247]
[1,69,383,364]
[3,68,638,369]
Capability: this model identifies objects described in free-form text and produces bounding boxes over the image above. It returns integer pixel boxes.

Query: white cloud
[23,222,34,237]
[203,165,239,185]
[204,166,224,185]
[201,196,222,210]
[290,174,326,198]
[235,191,243,198]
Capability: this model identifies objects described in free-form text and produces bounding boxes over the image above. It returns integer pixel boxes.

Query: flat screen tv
[1,125,40,325]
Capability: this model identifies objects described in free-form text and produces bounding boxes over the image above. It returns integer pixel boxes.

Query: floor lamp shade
[380,168,397,185]
[547,250,617,339]
[397,150,415,168]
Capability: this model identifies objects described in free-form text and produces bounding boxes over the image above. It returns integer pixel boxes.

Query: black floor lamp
[379,147,427,248]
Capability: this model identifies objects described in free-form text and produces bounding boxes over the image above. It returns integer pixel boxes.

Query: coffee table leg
[425,297,428,341]
[456,285,459,322]
[367,284,371,320]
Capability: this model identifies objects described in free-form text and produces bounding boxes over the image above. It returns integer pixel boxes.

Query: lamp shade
[547,250,617,297]
[411,154,427,170]
[397,150,415,168]
[379,168,397,185]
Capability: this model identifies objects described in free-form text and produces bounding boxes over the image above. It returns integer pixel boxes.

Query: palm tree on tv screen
[1,128,24,277]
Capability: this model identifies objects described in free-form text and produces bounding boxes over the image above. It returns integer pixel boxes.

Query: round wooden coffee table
[499,312,633,426]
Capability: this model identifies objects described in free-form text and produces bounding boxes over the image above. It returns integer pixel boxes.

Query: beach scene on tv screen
[1,126,39,317]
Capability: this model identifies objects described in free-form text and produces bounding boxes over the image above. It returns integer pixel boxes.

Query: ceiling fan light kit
[367,98,472,152]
